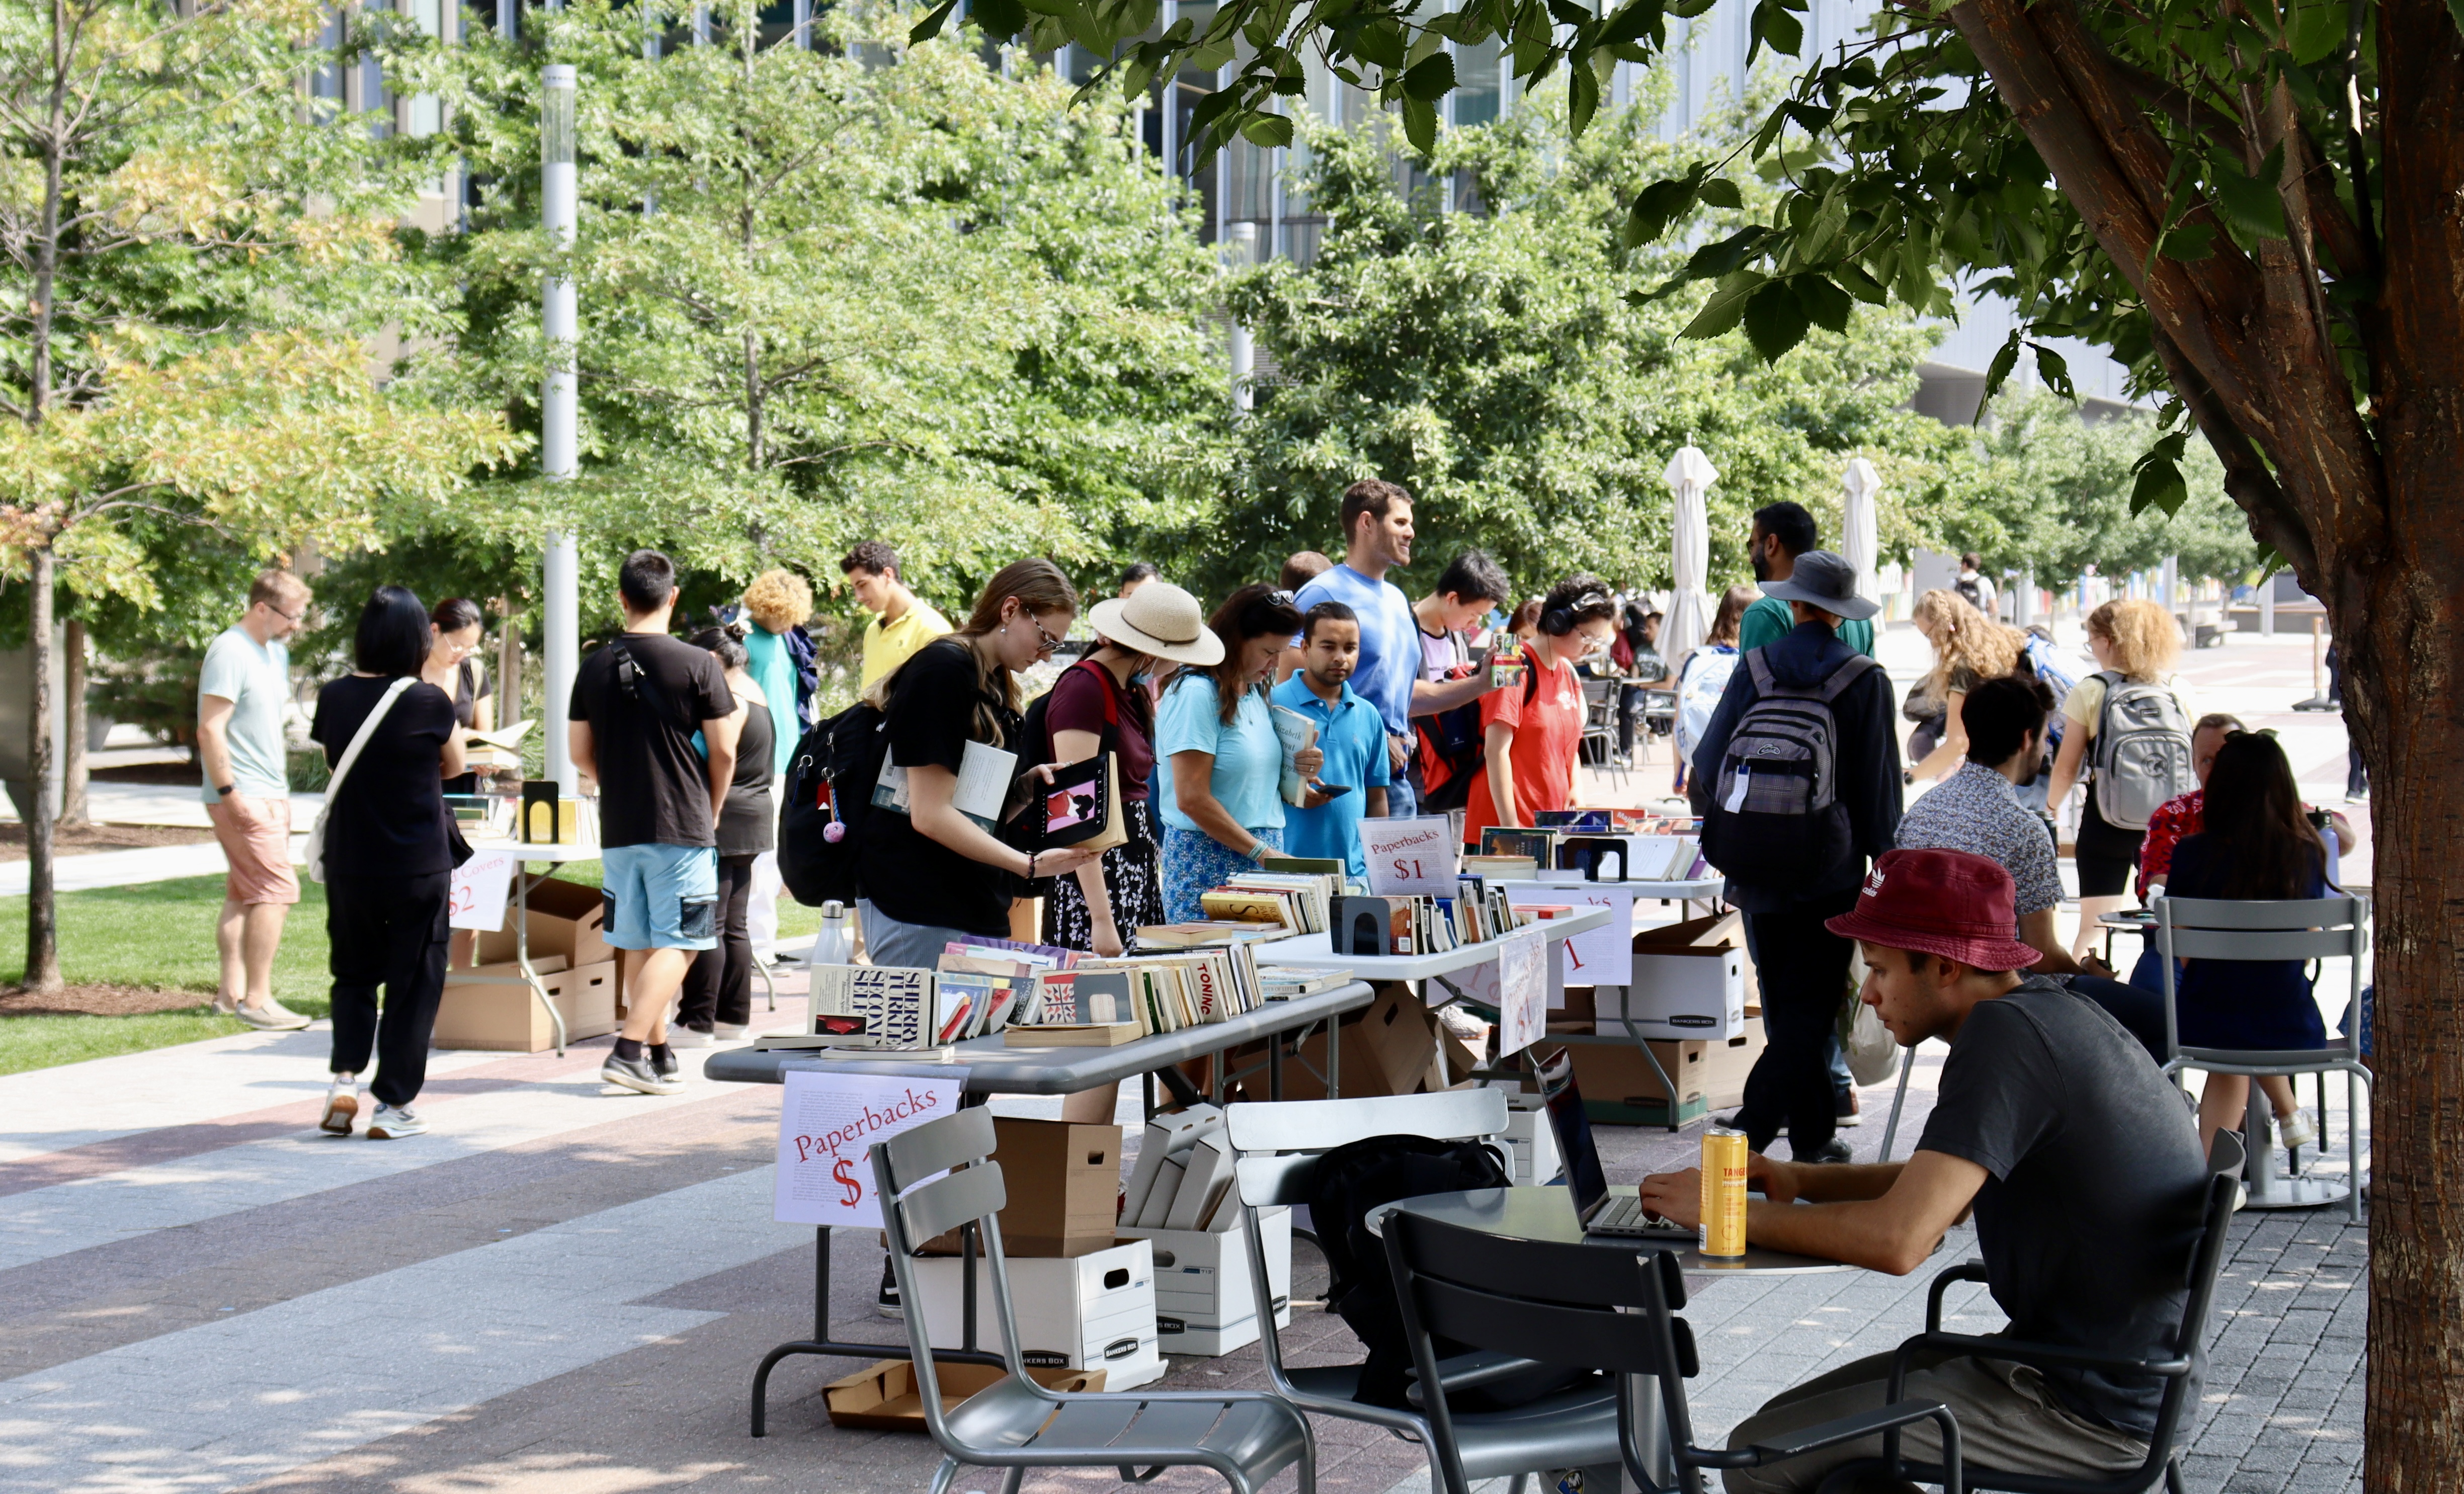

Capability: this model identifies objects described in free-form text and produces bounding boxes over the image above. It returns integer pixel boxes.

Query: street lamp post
[541,63,580,795]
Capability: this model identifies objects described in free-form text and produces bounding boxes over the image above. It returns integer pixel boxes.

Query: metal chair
[1819,1130,2246,1494]
[1386,1211,1964,1494]
[1579,677,1628,785]
[872,1107,1315,1494]
[1229,1092,1614,1492]
[2156,894,2370,1219]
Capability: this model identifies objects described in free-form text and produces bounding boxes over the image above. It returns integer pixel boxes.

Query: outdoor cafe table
[704,977,1377,1434]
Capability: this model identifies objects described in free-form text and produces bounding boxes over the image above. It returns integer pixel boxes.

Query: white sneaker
[234,1000,311,1032]
[319,1077,360,1135]
[367,1104,428,1139]
[713,1023,750,1040]
[668,1027,715,1048]
[2277,1110,2320,1152]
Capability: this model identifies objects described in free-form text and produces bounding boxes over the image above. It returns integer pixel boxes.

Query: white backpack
[1675,645,1741,764]
[2087,671,2197,831]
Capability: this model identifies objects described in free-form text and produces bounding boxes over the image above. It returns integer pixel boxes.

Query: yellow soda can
[1699,1126,1749,1259]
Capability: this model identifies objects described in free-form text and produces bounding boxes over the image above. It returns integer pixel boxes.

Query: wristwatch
[216,783,236,798]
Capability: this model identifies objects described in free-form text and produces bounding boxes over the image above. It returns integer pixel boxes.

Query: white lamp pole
[541,63,580,794]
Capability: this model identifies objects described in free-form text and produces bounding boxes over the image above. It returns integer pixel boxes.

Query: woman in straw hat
[1039,580,1225,956]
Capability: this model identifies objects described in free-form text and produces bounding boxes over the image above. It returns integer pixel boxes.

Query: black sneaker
[601,1051,681,1096]
[876,1258,902,1319]
[651,1043,679,1081]
[1798,1137,1854,1165]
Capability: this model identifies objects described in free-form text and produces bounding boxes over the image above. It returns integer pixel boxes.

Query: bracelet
[1247,841,1270,862]
[1026,851,1040,880]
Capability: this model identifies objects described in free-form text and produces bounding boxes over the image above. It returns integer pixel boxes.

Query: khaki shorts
[208,795,300,906]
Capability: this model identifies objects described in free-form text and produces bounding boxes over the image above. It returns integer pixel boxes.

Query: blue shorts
[600,843,719,951]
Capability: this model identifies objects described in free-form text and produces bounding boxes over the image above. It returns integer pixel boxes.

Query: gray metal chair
[1579,678,1628,785]
[1228,1091,1622,1494]
[2156,894,2369,1219]
[872,1107,1315,1494]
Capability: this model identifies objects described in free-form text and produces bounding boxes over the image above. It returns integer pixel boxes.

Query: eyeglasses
[1026,613,1065,655]
[262,600,301,624]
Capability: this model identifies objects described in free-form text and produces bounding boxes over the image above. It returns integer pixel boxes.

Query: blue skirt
[1160,824,1283,924]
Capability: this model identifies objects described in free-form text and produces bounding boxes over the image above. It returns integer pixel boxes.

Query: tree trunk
[60,617,86,828]
[23,545,60,995]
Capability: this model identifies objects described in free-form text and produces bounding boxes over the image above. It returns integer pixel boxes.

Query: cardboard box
[1500,1091,1565,1185]
[474,876,615,969]
[1253,982,1443,1100]
[432,960,619,1051]
[1118,1206,1293,1356]
[914,1239,1166,1388]
[822,1359,1105,1432]
[1591,916,1746,1040]
[1699,1023,1767,1109]
[1561,1037,1714,1125]
[922,1118,1122,1259]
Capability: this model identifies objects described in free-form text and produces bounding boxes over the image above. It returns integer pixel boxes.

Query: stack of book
[1119,1105,1240,1232]
[1193,868,1341,935]
[1006,944,1272,1047]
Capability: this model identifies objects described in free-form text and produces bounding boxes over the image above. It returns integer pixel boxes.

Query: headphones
[1539,591,1612,637]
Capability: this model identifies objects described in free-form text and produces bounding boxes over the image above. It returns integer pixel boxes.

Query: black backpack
[1420,654,1539,814]
[1699,650,1880,887]
[777,697,890,907]
[1304,1133,1587,1410]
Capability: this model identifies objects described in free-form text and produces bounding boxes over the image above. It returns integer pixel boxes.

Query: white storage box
[1118,1207,1293,1357]
[1596,946,1746,1040]
[1500,1092,1564,1186]
[913,1239,1166,1389]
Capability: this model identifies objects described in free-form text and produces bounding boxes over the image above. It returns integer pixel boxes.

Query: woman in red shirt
[1462,577,1619,849]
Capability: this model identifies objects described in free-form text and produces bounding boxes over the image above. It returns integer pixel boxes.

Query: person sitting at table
[1637,847,2209,1493]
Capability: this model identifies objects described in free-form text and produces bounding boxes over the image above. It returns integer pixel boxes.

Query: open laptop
[1535,1049,1696,1241]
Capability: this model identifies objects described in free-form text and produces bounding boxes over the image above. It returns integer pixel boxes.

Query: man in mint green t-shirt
[1736,501,1876,658]
[197,569,311,1031]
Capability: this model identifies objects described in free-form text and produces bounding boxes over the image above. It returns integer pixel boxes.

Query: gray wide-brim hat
[1758,549,1880,622]
[1087,582,1225,667]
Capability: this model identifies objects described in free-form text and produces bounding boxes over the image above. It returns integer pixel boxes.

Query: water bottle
[814,899,853,968]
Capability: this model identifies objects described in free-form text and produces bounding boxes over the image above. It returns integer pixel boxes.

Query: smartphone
[1316,784,1353,797]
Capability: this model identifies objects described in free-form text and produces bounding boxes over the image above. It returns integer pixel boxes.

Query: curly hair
[2085,597,2181,681]
[1915,588,2023,701]
[742,568,813,633]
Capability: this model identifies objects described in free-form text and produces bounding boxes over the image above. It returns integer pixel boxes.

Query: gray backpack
[2088,670,2197,831]
[1699,650,1879,885]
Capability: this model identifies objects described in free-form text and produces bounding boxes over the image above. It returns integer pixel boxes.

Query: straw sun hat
[1086,582,1225,667]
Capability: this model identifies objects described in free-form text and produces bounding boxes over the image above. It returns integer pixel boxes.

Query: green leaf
[1401,93,1440,153]
[908,0,962,44]
[972,0,1029,37]
[1240,111,1295,148]
[2160,222,2217,261]
[1686,225,1770,278]
[1698,177,1744,209]
[1833,261,1887,304]
[1567,60,1599,136]
[1403,51,1458,101]
[1976,329,2022,421]
[1680,270,1764,339]
[2029,342,2076,401]
[1547,0,1595,26]
[1354,18,1410,70]
[2211,146,2288,240]
[2129,432,2192,516]
[1599,0,1665,47]
[1750,0,1803,60]
[1741,278,1812,359]
[1794,274,1853,334]
[1666,0,1717,16]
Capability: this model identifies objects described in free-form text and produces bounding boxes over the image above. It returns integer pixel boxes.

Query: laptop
[1535,1049,1696,1241]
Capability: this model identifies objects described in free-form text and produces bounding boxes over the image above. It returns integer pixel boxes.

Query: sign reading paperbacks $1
[774,1069,964,1229]
[1364,816,1460,898]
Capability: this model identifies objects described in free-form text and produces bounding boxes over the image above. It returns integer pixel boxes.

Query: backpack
[1414,633,1484,812]
[1007,657,1128,895]
[1954,573,1987,611]
[777,697,891,907]
[1699,650,1880,886]
[1303,1133,1585,1410]
[2021,632,2081,746]
[1675,644,1741,765]
[2087,670,2197,831]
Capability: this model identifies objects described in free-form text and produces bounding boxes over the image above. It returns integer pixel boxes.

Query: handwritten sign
[1501,883,1636,985]
[1494,928,1549,1058]
[448,852,517,933]
[774,1069,964,1228]
[1364,816,1460,898]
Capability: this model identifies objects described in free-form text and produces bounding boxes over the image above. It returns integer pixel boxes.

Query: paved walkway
[0,958,2367,1494]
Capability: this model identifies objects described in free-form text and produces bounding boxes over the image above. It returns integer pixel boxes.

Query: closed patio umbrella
[1842,457,1882,606]
[1660,445,1717,672]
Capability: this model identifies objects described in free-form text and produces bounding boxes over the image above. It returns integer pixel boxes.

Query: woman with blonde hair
[2047,596,2197,958]
[737,568,811,966]
[1906,588,2026,783]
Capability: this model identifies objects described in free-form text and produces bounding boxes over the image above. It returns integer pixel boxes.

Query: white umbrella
[1661,445,1717,672]
[1841,457,1882,606]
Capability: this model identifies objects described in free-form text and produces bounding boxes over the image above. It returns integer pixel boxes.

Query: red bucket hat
[1825,848,2043,971]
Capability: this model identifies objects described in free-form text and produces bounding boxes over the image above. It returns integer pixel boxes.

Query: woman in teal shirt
[1157,584,1317,922]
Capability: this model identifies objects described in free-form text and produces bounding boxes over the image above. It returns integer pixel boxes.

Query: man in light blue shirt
[1271,602,1391,878]
[196,569,311,1030]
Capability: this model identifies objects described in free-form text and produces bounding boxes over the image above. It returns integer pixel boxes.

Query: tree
[407,1,1229,638]
[1,0,521,992]
[925,0,2464,1465]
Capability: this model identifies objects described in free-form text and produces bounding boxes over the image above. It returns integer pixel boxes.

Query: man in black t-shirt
[1637,848,2211,1491]
[570,550,739,1095]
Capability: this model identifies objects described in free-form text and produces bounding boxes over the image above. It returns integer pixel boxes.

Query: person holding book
[856,558,1103,970]
[1158,585,1317,922]
[1040,581,1224,957]
[1271,601,1391,879]
[1458,576,1617,851]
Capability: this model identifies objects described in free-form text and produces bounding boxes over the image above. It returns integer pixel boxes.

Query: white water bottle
[815,899,853,967]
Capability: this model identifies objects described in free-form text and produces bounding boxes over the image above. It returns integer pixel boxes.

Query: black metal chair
[1819,1130,2248,1494]
[1383,1211,1964,1494]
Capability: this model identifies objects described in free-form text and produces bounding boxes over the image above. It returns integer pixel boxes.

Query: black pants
[326,872,452,1109]
[679,852,758,1032]
[1739,893,1859,1157]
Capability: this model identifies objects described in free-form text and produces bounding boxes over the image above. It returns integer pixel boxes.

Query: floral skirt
[1160,823,1284,925]
[1043,798,1169,952]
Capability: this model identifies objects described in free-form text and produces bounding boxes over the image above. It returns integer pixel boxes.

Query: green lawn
[0,866,824,1077]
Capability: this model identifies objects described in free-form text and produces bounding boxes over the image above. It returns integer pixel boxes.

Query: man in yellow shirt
[843,540,953,688]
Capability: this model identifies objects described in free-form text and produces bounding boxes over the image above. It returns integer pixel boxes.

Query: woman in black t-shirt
[310,586,467,1141]
[854,558,1102,966]
[676,624,774,1042]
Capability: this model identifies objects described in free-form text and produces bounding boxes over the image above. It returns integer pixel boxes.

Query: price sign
[774,1070,965,1228]
[448,852,517,933]
[1364,816,1460,897]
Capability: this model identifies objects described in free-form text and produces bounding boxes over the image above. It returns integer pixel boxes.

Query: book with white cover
[1166,1135,1237,1231]
[873,738,1019,831]
[1137,1157,1188,1229]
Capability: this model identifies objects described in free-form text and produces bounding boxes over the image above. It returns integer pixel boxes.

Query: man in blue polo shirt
[1271,602,1390,877]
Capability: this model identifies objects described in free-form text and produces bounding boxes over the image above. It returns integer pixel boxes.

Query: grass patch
[0,1007,252,1078]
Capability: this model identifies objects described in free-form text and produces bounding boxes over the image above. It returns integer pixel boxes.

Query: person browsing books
[1287,480,1431,815]
[1270,601,1391,879]
[672,624,773,1047]
[1458,576,1617,851]
[1157,585,1319,922]
[855,558,1102,970]
[1039,581,1224,958]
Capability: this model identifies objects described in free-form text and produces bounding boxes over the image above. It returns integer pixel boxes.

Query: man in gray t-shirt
[197,570,311,1031]
[1640,847,2209,1491]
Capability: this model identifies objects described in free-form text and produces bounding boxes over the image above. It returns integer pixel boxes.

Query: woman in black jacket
[313,586,466,1140]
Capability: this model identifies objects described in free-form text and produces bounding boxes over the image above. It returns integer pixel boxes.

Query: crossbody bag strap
[326,677,417,804]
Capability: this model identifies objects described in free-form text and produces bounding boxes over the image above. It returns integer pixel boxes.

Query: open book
[463,719,534,754]
[1270,705,1319,807]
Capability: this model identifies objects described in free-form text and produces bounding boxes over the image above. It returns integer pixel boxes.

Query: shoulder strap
[1746,648,1776,694]
[326,678,416,804]
[1813,652,1881,703]
[1073,655,1122,729]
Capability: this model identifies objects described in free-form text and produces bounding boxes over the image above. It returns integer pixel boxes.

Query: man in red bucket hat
[1639,848,2209,1491]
